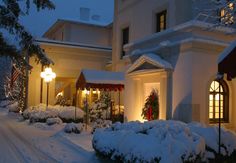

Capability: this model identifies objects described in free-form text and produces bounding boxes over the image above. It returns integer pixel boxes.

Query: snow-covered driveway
[0,111,99,163]
[0,116,58,162]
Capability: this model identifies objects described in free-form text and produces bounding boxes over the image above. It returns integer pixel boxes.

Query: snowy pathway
[0,113,58,163]
[0,111,100,163]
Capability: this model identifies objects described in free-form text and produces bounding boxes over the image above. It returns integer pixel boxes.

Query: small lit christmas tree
[141,89,159,121]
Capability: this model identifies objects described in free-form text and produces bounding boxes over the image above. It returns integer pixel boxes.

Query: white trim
[126,53,173,74]
[129,37,229,57]
[124,20,235,49]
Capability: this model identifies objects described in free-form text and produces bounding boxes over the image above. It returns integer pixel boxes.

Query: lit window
[156,10,167,32]
[220,2,234,25]
[209,80,229,123]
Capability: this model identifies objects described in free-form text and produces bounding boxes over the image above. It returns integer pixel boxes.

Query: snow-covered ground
[0,107,99,163]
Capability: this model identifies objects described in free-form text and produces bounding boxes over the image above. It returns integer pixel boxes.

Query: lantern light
[40,67,56,83]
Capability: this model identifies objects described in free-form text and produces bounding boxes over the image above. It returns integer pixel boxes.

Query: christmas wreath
[141,89,159,121]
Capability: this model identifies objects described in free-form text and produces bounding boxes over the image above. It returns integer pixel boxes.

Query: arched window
[209,80,229,123]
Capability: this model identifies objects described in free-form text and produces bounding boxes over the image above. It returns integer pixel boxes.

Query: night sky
[19,0,114,37]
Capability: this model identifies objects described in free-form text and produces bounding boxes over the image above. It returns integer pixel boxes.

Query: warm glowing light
[83,89,90,95]
[40,67,56,83]
[56,92,63,97]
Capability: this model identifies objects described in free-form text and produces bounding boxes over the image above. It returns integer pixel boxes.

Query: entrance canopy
[76,69,125,91]
[218,41,236,80]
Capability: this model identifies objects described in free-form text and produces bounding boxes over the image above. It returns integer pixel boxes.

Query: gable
[127,53,173,74]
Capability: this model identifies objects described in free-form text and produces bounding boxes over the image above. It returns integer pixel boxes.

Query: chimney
[80,7,90,21]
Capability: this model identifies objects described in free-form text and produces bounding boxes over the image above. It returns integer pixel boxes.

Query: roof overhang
[218,40,236,80]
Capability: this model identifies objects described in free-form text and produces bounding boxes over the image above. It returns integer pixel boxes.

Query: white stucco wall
[28,44,111,107]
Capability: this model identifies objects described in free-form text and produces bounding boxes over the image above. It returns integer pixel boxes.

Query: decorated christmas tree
[141,89,159,121]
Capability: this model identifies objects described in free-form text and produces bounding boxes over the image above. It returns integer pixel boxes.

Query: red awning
[76,69,125,91]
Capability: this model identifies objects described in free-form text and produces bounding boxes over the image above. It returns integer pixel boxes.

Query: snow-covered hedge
[0,100,12,108]
[8,102,19,112]
[46,117,63,126]
[64,123,84,134]
[92,120,236,163]
[0,100,19,112]
[22,104,84,123]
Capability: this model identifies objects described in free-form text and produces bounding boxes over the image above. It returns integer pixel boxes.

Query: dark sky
[19,0,114,37]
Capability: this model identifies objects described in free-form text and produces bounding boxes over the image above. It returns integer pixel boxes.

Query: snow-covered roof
[81,69,124,85]
[218,40,236,63]
[127,53,173,74]
[43,19,112,37]
[35,38,112,52]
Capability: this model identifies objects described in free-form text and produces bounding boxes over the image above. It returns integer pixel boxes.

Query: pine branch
[0,0,55,66]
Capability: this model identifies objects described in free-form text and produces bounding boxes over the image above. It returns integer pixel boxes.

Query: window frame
[156,10,167,33]
[120,26,129,59]
[209,79,229,123]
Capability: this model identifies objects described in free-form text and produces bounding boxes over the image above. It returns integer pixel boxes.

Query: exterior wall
[112,0,194,71]
[45,22,112,47]
[67,23,112,47]
[28,44,111,107]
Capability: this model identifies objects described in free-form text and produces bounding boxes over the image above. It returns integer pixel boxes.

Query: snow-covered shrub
[93,120,205,163]
[57,106,84,123]
[46,117,63,126]
[188,122,236,160]
[29,110,58,123]
[91,119,112,133]
[64,123,84,134]
[0,100,12,108]
[22,104,84,123]
[8,102,19,112]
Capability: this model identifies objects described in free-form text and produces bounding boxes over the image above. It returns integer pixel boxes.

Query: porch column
[166,70,173,120]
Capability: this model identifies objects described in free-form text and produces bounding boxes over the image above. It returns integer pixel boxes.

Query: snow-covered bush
[46,117,63,126]
[91,119,112,133]
[64,123,84,134]
[8,102,19,112]
[188,122,236,160]
[22,104,84,123]
[0,100,12,108]
[29,110,58,123]
[93,120,236,163]
[57,106,84,123]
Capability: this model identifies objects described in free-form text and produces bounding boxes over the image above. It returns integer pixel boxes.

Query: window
[156,10,167,32]
[220,2,234,25]
[209,80,229,123]
[121,27,129,58]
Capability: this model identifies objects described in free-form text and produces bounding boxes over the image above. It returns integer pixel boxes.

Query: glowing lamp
[40,67,56,83]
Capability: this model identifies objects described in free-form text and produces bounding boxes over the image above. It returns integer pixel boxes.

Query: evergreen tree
[0,0,55,110]
[0,0,55,67]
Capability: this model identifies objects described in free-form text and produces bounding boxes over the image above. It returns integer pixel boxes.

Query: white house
[27,0,236,129]
[112,0,236,129]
